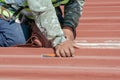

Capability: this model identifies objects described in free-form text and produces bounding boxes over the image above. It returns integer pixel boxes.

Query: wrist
[52,36,66,47]
[63,26,74,41]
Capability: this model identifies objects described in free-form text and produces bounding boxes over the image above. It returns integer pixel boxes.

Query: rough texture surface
[0,0,120,79]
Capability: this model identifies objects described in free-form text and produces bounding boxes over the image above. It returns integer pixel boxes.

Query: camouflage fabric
[0,0,66,47]
[62,0,85,34]
[28,0,85,47]
[27,0,66,47]
[0,0,27,6]
[0,0,85,47]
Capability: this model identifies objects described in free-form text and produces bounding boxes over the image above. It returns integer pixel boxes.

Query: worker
[0,0,85,57]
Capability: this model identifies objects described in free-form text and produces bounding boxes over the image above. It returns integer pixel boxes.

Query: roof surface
[0,0,120,80]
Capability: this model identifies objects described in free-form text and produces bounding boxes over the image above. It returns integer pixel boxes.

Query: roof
[0,0,120,79]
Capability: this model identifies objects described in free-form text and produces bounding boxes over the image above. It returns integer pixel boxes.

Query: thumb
[73,43,80,49]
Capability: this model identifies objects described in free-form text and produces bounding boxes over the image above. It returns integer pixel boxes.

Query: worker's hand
[54,40,76,57]
[54,26,78,57]
[62,26,74,41]
[33,38,42,46]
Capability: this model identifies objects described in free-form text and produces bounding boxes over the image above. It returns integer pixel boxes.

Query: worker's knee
[0,19,26,47]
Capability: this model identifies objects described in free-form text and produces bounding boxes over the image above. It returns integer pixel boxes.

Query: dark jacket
[55,0,85,36]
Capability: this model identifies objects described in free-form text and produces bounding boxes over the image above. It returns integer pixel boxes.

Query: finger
[64,48,71,57]
[69,47,75,57]
[55,48,61,57]
[72,41,80,49]
[60,49,66,57]
[73,44,80,49]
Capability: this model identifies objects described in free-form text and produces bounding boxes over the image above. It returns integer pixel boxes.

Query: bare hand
[54,40,77,57]
[54,26,78,57]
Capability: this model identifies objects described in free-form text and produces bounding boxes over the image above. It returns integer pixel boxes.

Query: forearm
[63,0,85,37]
[27,0,66,47]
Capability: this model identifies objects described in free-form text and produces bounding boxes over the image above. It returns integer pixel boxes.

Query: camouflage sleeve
[27,0,66,47]
[63,0,85,35]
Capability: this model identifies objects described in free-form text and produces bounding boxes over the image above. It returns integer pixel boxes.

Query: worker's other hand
[54,40,76,57]
[33,38,42,46]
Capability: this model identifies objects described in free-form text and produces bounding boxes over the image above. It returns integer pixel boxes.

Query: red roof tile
[0,0,120,79]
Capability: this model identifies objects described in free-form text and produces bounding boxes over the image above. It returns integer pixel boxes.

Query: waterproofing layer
[0,0,120,80]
